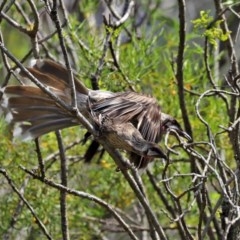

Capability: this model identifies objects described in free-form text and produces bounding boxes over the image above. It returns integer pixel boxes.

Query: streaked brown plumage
[0,59,191,169]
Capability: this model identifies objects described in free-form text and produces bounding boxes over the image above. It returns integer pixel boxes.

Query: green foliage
[192,10,231,48]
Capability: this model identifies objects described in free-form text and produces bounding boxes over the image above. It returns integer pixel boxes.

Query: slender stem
[0,169,52,240]
[56,131,69,240]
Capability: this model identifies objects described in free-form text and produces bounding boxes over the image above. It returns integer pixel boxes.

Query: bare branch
[0,169,52,240]
[20,166,139,240]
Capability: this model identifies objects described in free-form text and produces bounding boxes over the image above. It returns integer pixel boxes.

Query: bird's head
[160,113,191,141]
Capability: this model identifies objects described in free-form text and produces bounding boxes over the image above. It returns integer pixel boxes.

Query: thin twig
[50,0,77,109]
[175,0,192,139]
[55,131,70,240]
[35,138,45,179]
[0,169,52,240]
[20,166,139,240]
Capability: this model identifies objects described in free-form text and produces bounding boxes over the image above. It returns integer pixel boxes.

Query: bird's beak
[168,126,192,142]
[178,130,192,141]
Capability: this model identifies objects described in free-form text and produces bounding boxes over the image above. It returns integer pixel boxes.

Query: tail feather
[1,83,80,140]
[20,59,89,95]
[10,108,71,123]
[4,85,71,103]
[5,85,49,97]
[8,96,55,109]
[14,117,78,140]
[21,68,68,91]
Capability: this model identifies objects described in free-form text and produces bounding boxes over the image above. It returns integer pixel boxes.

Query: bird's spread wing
[91,91,162,143]
[90,91,164,169]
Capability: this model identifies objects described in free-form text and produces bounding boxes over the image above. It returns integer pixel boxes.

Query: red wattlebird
[0,59,191,169]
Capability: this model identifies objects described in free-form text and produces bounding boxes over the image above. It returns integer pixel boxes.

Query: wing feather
[90,91,163,169]
[91,91,162,142]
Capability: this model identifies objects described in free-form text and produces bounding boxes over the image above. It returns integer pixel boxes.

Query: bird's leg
[82,131,92,145]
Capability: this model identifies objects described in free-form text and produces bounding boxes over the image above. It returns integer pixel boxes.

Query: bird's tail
[0,59,89,140]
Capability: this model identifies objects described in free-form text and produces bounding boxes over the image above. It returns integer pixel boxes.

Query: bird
[0,59,191,169]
